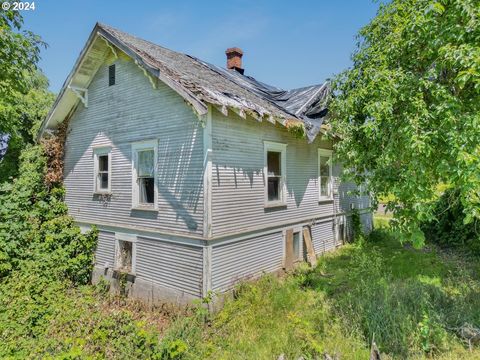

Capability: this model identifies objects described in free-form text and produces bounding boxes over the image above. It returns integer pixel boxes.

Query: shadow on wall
[61,56,207,233]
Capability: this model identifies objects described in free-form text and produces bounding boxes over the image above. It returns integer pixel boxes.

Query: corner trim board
[203,106,213,239]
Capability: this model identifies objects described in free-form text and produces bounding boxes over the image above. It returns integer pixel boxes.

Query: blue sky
[23,1,380,93]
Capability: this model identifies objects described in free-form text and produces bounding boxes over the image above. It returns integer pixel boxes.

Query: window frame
[264,141,287,208]
[292,226,303,262]
[114,232,137,275]
[108,64,116,86]
[318,148,333,201]
[93,146,112,194]
[131,140,158,211]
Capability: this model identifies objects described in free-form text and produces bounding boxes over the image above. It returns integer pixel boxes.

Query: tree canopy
[331,0,480,244]
[0,9,53,181]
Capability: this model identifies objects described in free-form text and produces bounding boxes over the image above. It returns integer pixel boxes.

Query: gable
[38,23,330,142]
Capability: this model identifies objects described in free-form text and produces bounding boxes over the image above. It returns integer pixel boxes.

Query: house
[38,23,372,303]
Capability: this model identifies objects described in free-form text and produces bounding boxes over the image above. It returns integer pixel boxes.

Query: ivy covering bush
[0,144,97,282]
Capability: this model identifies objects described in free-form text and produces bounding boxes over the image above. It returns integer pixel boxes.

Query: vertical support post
[202,245,212,298]
[284,229,294,271]
[203,106,213,239]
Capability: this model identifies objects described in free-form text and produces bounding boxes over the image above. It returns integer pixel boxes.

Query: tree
[0,71,55,182]
[0,9,52,181]
[331,0,480,245]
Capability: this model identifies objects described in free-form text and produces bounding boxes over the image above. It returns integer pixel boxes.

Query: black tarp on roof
[194,58,330,142]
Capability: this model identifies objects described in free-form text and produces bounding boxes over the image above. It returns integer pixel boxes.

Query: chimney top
[225,47,244,74]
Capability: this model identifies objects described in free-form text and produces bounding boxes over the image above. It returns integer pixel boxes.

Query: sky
[23,0,380,94]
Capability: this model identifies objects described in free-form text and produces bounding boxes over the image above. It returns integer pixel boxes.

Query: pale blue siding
[64,57,204,236]
[211,231,284,292]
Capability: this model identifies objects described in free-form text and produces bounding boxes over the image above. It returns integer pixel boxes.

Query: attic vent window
[109,64,115,86]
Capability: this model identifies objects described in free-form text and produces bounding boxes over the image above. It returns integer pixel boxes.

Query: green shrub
[0,145,97,284]
[422,188,480,255]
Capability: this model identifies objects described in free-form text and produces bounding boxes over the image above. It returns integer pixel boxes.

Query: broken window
[264,141,287,206]
[318,149,333,199]
[94,147,111,193]
[115,237,136,274]
[132,141,157,209]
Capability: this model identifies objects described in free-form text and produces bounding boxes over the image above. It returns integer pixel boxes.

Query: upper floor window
[264,141,287,207]
[93,147,111,194]
[318,149,333,200]
[132,140,157,210]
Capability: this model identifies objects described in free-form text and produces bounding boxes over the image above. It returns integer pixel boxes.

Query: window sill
[318,198,334,204]
[264,201,287,209]
[94,191,112,196]
[131,206,158,212]
[112,269,136,280]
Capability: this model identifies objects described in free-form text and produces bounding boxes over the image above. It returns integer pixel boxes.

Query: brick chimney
[225,47,244,74]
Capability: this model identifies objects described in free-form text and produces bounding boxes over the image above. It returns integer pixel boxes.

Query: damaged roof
[39,23,330,142]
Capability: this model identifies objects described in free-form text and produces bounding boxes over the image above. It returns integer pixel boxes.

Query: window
[284,228,303,270]
[108,64,115,86]
[93,147,111,193]
[318,149,333,200]
[115,233,136,274]
[264,141,287,206]
[293,231,301,261]
[132,140,157,209]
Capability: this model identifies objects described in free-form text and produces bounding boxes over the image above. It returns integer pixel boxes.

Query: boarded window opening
[109,64,116,86]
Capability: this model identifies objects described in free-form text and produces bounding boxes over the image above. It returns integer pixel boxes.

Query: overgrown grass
[2,223,479,359]
[183,227,480,359]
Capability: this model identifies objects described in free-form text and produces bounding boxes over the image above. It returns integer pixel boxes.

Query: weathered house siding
[210,108,332,237]
[211,231,284,292]
[135,236,204,297]
[210,108,369,238]
[63,53,372,302]
[94,230,116,266]
[64,57,204,236]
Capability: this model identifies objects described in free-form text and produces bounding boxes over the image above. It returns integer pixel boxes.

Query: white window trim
[93,146,112,194]
[264,141,287,208]
[114,232,137,275]
[318,148,333,201]
[131,140,158,211]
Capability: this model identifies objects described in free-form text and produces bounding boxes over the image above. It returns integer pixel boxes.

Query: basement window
[318,149,333,200]
[132,140,157,210]
[264,141,287,207]
[93,147,111,193]
[115,233,137,274]
[293,231,301,261]
[109,64,115,86]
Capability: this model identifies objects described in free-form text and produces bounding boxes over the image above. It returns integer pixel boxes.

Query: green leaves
[331,0,480,242]
[0,145,97,284]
